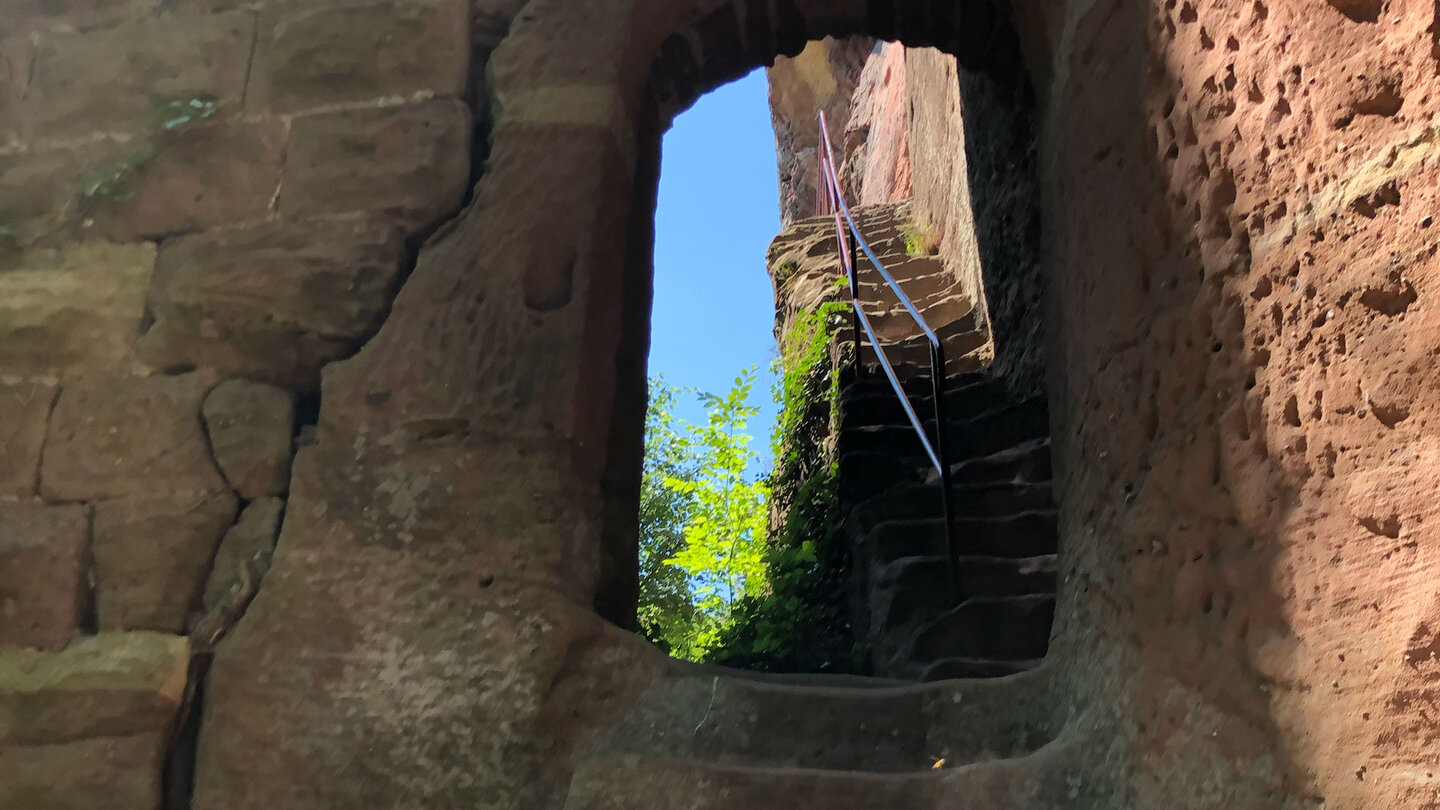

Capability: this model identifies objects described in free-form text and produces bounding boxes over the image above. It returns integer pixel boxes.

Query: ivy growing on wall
[706,300,865,673]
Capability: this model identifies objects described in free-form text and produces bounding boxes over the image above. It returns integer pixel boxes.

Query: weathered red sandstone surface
[0,0,1437,808]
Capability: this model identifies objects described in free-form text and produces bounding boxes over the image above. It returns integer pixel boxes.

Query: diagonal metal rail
[816,111,961,604]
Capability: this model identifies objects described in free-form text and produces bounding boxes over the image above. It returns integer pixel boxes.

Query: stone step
[947,399,1050,459]
[836,451,927,502]
[936,438,1053,487]
[561,752,1076,810]
[848,295,979,347]
[563,757,941,809]
[902,594,1056,671]
[860,512,1059,561]
[849,481,1054,526]
[840,374,1011,427]
[855,271,954,303]
[957,554,1056,598]
[869,555,1055,631]
[837,367,987,398]
[839,399,1050,464]
[855,346,988,382]
[920,657,1045,681]
[853,264,952,302]
[570,663,1057,776]
[562,729,1084,809]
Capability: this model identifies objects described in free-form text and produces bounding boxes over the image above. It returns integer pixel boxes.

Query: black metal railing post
[848,230,861,383]
[929,340,960,603]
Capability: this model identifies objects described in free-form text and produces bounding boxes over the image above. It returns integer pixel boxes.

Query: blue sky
[648,69,781,470]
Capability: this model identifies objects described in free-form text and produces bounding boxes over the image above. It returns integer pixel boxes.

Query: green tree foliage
[638,302,864,672]
[638,372,770,661]
[636,382,701,652]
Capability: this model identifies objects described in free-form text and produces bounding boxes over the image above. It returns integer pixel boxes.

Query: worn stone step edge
[562,729,1086,810]
[572,660,1058,776]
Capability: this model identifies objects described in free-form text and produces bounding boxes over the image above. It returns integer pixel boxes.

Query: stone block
[0,382,59,500]
[0,138,136,246]
[0,243,155,379]
[281,99,472,232]
[249,0,469,114]
[0,733,167,810]
[203,380,295,499]
[88,120,286,240]
[24,12,254,138]
[0,631,189,745]
[41,373,229,503]
[140,218,407,387]
[0,503,88,651]
[201,497,282,612]
[5,0,159,36]
[0,37,32,150]
[93,491,238,632]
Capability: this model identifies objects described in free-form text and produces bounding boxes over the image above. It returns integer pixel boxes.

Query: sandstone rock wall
[2,0,1437,808]
[768,39,1045,396]
[769,39,916,225]
[1025,0,1440,804]
[0,0,506,804]
[768,36,878,225]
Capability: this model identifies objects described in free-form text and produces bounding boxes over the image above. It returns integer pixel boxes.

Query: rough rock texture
[3,0,1440,808]
[0,503,89,651]
[279,100,473,232]
[0,244,155,379]
[202,381,296,499]
[141,219,408,387]
[0,382,58,500]
[0,0,492,800]
[93,491,239,632]
[23,12,253,138]
[41,373,229,503]
[948,62,1044,399]
[768,37,877,225]
[245,0,470,114]
[200,497,283,614]
[845,42,914,208]
[0,632,189,810]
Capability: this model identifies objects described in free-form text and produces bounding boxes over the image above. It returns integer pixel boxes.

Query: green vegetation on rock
[638,300,864,673]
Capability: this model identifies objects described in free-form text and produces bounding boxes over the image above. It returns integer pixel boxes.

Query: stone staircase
[766,199,1059,683]
[835,202,990,378]
[555,201,1068,808]
[790,200,1061,683]
[840,373,1059,681]
[560,661,1067,809]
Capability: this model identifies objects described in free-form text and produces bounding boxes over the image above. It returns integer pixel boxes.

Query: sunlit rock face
[1,0,1437,808]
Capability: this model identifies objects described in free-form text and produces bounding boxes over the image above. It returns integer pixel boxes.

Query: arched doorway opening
[606,18,1050,679]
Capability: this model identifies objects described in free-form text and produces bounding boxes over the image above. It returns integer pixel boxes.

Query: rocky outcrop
[0,0,491,804]
[844,42,914,208]
[768,37,876,226]
[2,0,1438,808]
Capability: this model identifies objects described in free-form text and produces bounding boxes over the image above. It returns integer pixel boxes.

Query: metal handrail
[817,111,961,604]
